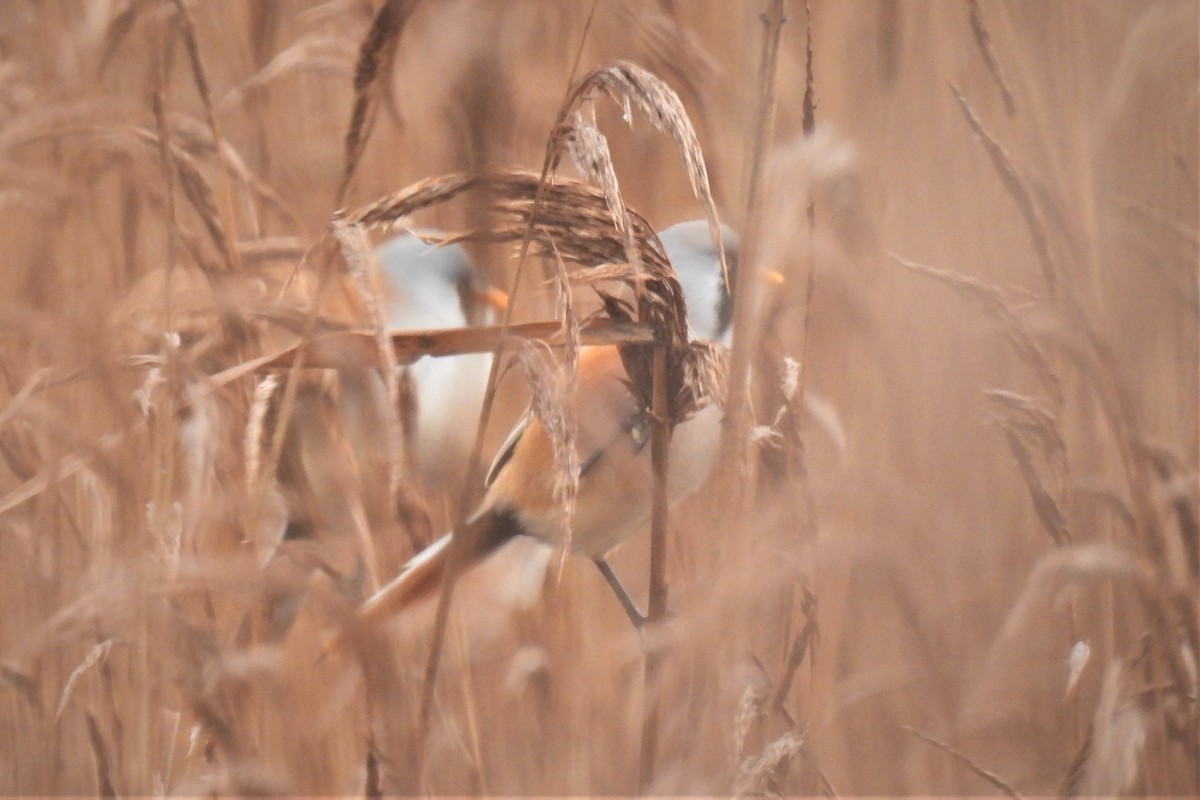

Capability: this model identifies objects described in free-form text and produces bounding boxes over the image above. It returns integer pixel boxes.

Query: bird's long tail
[356,507,524,626]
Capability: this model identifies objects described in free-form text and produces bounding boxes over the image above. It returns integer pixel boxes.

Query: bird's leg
[594,557,649,629]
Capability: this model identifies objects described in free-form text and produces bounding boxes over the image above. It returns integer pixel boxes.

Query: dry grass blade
[771,586,819,711]
[1139,444,1200,579]
[891,253,1063,407]
[172,0,243,272]
[951,85,1055,297]
[0,428,133,518]
[0,366,52,429]
[131,126,236,275]
[903,725,1023,799]
[338,0,419,205]
[5,4,1192,796]
[1001,426,1070,546]
[55,638,115,722]
[219,33,355,114]
[986,389,1067,470]
[0,663,38,709]
[86,712,117,798]
[98,0,157,76]
[617,3,721,130]
[967,0,1017,115]
[170,117,305,232]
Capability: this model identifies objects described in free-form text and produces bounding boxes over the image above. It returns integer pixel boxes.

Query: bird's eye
[455,275,479,324]
[625,410,651,452]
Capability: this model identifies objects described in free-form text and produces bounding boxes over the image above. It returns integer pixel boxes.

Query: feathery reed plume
[338,0,419,205]
[733,730,805,798]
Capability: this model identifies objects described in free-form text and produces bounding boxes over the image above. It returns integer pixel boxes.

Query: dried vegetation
[0,1,1196,796]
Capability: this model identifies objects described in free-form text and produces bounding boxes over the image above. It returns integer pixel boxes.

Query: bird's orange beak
[763,268,786,286]
[480,286,509,312]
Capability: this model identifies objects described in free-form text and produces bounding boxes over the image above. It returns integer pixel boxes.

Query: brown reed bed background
[0,1,1196,796]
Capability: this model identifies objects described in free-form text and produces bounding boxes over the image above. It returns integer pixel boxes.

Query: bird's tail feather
[357,508,523,626]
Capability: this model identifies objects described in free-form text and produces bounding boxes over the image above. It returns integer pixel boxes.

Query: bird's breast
[483,346,722,558]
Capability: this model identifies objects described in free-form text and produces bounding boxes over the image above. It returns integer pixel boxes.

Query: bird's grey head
[657,219,739,345]
[376,232,485,330]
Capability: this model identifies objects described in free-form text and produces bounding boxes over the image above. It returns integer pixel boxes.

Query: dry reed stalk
[256,241,347,575]
[0,366,52,430]
[333,220,404,567]
[1065,661,1149,797]
[771,585,818,713]
[787,0,821,537]
[269,318,653,369]
[236,236,306,264]
[778,5,826,761]
[715,0,787,512]
[242,374,277,495]
[986,387,1075,552]
[636,342,670,791]
[546,241,581,569]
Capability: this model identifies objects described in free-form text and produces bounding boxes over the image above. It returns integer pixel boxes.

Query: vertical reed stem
[715,0,788,509]
[638,344,672,791]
